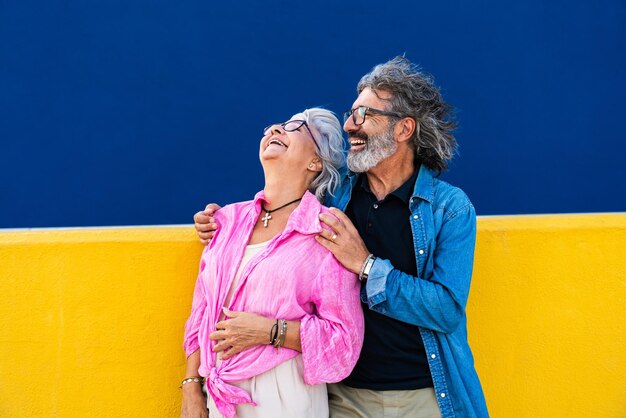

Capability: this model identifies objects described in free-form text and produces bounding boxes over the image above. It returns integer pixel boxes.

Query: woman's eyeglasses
[263,120,320,151]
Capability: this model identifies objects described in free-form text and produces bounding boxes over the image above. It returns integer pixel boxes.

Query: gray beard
[346,126,397,173]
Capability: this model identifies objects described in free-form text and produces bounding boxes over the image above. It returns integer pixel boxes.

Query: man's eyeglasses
[263,120,320,151]
[343,106,403,126]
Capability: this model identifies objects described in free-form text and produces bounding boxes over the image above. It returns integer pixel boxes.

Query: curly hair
[357,56,457,173]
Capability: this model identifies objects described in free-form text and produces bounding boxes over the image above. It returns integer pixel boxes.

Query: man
[194,56,489,417]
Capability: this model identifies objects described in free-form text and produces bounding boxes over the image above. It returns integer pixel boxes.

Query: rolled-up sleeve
[364,203,476,334]
[299,254,364,385]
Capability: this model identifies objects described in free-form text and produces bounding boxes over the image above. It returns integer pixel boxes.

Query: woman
[181,108,364,418]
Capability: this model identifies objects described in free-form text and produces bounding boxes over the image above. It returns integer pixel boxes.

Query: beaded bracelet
[179,376,205,389]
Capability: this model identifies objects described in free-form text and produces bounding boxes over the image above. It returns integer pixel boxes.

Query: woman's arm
[180,350,208,418]
[209,308,302,360]
[298,255,364,385]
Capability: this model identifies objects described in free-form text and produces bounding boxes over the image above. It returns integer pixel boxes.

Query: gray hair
[357,56,457,173]
[295,108,345,201]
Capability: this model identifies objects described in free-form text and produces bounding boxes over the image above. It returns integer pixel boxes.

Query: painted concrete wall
[3,1,626,228]
[0,214,624,417]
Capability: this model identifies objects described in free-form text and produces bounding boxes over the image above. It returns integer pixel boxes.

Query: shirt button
[440,393,446,398]
[419,249,424,255]
[413,215,418,219]
[431,354,436,359]
[373,203,379,209]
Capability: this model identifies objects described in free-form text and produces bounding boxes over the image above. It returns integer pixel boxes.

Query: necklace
[260,197,302,228]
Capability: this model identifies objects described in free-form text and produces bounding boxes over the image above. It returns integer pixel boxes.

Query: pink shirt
[183,190,364,418]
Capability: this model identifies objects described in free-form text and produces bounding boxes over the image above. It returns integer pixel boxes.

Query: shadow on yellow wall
[0,214,624,417]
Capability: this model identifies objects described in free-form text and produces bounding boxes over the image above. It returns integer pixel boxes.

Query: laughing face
[260,115,320,171]
[344,88,399,173]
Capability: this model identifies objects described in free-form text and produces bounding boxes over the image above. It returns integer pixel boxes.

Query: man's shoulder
[430,177,474,219]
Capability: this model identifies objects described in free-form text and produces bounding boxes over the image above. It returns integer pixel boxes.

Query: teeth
[268,139,287,148]
[350,139,366,146]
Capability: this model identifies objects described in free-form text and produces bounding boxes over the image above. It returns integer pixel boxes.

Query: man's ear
[307,158,323,173]
[395,117,417,144]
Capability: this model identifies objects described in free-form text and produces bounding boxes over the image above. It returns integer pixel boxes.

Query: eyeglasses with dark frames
[263,120,320,151]
[343,106,403,126]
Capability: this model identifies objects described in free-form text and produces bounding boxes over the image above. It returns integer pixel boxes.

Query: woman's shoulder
[214,199,255,223]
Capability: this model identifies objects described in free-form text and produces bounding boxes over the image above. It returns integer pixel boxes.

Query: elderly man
[193,57,489,418]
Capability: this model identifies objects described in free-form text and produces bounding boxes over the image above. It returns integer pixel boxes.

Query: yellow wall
[0,214,624,417]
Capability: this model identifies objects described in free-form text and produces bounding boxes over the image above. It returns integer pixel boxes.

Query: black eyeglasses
[263,120,320,151]
[343,106,403,126]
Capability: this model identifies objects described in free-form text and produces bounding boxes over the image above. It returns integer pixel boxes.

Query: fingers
[317,227,338,244]
[195,221,215,233]
[315,235,339,258]
[222,307,239,318]
[328,207,358,233]
[221,345,244,360]
[205,203,221,213]
[318,212,342,231]
[328,207,349,221]
[211,338,230,353]
[193,211,211,225]
[194,209,218,247]
[209,329,225,340]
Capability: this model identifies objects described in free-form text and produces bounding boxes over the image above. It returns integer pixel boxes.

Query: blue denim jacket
[326,164,489,418]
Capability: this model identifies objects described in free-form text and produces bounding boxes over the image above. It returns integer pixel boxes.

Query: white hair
[295,108,346,201]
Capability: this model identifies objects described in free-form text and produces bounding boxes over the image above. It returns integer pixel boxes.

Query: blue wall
[1,0,625,228]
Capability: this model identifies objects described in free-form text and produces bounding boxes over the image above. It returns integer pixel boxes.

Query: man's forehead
[352,87,392,107]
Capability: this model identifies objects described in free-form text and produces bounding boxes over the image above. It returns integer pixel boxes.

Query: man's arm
[317,204,476,334]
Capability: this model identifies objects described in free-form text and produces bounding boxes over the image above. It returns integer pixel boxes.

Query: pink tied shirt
[183,190,364,418]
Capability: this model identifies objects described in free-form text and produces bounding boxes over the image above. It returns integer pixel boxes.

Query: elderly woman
[181,108,364,418]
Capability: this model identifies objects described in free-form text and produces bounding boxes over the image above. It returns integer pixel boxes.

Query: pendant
[261,212,272,228]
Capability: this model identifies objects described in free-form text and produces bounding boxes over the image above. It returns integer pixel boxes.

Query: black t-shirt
[342,167,433,390]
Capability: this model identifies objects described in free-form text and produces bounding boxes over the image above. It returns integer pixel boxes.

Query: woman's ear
[307,158,323,173]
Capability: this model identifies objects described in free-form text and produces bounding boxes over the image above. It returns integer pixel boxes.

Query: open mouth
[267,138,288,148]
[349,137,367,150]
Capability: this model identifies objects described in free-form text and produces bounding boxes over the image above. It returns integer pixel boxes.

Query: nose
[269,125,284,135]
[343,116,357,133]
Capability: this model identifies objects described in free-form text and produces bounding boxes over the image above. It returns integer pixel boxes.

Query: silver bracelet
[359,254,376,281]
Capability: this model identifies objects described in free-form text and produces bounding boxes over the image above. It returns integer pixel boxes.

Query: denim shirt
[326,164,489,418]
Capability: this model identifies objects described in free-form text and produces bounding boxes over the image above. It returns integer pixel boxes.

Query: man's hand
[316,207,371,274]
[193,203,221,245]
[209,308,273,360]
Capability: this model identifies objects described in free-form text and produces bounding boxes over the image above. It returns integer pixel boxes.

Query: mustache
[348,131,368,141]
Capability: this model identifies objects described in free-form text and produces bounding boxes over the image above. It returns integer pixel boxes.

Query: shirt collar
[391,165,420,204]
[411,164,435,203]
[252,189,323,235]
[354,165,420,205]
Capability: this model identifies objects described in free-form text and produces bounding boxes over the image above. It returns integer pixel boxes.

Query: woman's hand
[210,308,274,360]
[193,203,221,245]
[180,384,208,418]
